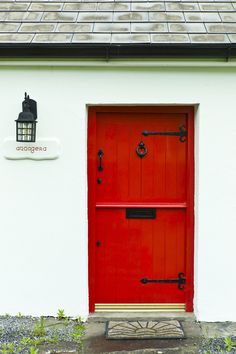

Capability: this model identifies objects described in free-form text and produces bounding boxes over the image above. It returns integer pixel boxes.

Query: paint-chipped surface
[0,0,236,44]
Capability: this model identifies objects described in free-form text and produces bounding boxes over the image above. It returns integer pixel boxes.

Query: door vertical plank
[185,108,195,312]
[88,107,97,312]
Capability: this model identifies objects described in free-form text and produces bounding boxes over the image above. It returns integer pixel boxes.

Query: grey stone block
[190,33,229,42]
[149,12,185,22]
[33,33,73,43]
[151,34,190,43]
[201,322,236,338]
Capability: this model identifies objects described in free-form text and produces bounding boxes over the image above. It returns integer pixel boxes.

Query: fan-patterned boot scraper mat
[106,320,185,339]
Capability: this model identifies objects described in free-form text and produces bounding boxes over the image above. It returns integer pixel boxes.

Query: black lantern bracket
[22,92,37,119]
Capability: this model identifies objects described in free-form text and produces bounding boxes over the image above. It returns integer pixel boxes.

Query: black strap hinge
[140,272,186,290]
[142,125,187,143]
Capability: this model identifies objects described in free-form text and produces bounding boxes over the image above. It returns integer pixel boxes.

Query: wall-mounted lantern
[15,92,37,142]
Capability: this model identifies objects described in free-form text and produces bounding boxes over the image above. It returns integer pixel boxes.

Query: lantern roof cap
[16,111,36,122]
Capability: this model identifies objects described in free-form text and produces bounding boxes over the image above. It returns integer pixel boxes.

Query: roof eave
[0,43,235,59]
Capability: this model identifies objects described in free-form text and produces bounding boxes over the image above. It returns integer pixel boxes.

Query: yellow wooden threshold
[95,303,186,312]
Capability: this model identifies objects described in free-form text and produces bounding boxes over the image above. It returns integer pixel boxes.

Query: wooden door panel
[95,208,186,303]
[88,106,194,312]
[96,113,187,203]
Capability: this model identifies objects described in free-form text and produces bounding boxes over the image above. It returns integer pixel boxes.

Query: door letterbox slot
[126,208,156,219]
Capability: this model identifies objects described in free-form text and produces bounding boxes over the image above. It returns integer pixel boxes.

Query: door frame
[88,106,194,313]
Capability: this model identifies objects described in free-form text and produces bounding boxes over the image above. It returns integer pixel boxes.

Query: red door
[88,107,194,312]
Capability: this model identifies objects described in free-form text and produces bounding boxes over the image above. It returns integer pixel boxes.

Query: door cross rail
[140,272,186,290]
[142,125,187,143]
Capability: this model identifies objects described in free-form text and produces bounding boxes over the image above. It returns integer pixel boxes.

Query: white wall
[0,61,236,321]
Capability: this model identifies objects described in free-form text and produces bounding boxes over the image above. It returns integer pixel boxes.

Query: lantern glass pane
[16,121,36,142]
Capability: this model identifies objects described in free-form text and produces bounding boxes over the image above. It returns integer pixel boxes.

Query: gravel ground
[0,316,84,353]
[1,317,236,354]
[198,337,236,353]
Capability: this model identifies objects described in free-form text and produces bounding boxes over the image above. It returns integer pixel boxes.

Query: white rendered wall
[0,61,236,321]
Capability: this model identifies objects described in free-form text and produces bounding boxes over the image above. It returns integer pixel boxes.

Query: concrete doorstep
[82,313,201,354]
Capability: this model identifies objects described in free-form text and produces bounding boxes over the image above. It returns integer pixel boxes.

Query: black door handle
[96,240,101,247]
[97,149,104,171]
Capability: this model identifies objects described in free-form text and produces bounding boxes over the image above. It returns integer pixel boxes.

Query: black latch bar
[142,125,187,143]
[140,272,186,290]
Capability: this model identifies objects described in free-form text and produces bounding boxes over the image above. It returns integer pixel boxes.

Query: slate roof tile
[228,34,236,42]
[29,3,63,12]
[220,12,236,22]
[72,33,111,42]
[56,23,93,32]
[199,3,234,11]
[149,12,185,22]
[151,33,190,42]
[184,12,221,22]
[190,33,229,42]
[111,33,150,43]
[131,22,168,31]
[19,23,56,32]
[165,3,200,11]
[0,0,235,44]
[0,33,33,42]
[33,33,72,42]
[94,22,131,32]
[168,23,206,32]
[206,23,236,33]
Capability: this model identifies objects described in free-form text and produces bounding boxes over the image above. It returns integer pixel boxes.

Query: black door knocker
[136,141,148,158]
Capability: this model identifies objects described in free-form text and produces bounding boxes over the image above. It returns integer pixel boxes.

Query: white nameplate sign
[3,138,61,160]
